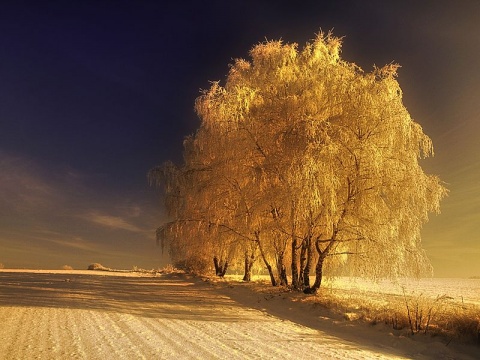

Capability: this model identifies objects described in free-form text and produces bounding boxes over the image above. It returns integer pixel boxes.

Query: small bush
[61,265,73,270]
[131,266,152,273]
[87,263,110,271]
[160,263,179,274]
[402,289,451,335]
[174,256,211,275]
[442,303,480,344]
[0,263,4,269]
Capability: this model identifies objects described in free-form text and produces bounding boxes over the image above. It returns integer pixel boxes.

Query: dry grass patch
[306,285,480,345]
[131,264,181,275]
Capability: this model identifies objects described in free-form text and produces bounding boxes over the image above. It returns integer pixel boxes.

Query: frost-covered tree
[151,32,447,291]
[149,118,264,277]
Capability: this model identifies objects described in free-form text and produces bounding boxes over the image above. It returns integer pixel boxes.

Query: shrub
[87,263,110,271]
[160,263,179,274]
[442,303,480,344]
[173,256,211,275]
[61,265,73,270]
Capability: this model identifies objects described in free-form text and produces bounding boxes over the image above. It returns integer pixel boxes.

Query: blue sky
[0,1,479,276]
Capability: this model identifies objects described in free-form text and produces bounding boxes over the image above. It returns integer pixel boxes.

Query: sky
[0,1,479,277]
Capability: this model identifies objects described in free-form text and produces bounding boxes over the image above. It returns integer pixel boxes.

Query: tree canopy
[150,32,447,292]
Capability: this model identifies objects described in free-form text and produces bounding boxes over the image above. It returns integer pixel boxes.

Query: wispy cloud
[0,151,163,269]
[33,229,99,252]
[0,152,58,214]
[83,211,145,233]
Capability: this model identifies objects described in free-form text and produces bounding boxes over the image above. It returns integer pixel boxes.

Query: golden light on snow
[0,270,477,358]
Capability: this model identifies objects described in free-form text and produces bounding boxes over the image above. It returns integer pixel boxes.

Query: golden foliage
[153,32,447,280]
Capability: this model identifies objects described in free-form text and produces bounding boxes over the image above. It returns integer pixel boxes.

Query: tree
[151,31,447,291]
[149,115,265,277]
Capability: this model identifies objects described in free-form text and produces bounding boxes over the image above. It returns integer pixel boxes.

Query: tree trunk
[213,256,228,277]
[220,261,228,277]
[213,256,221,276]
[266,263,276,286]
[291,236,300,289]
[255,231,277,286]
[243,253,252,281]
[305,235,336,294]
[280,263,288,286]
[303,236,313,288]
[304,254,325,294]
[299,237,308,287]
[276,251,288,286]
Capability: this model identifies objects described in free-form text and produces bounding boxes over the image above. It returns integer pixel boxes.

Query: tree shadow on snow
[0,271,252,322]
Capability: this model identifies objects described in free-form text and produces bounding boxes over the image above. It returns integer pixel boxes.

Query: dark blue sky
[1,1,479,275]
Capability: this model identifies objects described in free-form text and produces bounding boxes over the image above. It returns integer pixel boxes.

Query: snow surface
[323,277,480,306]
[0,270,477,359]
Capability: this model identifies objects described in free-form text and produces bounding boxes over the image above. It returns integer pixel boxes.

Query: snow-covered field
[0,270,477,359]
[322,277,480,306]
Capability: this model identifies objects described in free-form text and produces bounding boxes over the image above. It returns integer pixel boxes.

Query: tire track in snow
[0,306,25,356]
[184,317,290,359]
[99,311,154,359]
[115,314,213,358]
[35,307,55,357]
[63,308,89,358]
[116,315,182,358]
[142,317,233,359]
[2,306,36,358]
[85,309,140,359]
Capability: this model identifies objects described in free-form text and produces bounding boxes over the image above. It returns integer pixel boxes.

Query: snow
[323,277,480,306]
[0,270,477,359]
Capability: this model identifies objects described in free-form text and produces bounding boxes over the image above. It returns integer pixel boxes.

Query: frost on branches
[149,32,447,293]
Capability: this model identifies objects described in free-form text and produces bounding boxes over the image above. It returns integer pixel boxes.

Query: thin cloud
[0,152,58,214]
[34,229,99,252]
[0,151,162,269]
[83,211,146,233]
